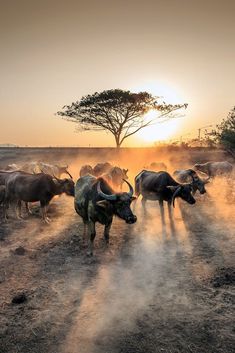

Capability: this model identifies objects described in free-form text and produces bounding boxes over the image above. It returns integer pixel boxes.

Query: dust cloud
[59,149,234,353]
[0,147,234,353]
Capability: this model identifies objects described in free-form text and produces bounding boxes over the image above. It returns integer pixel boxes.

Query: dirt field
[0,147,234,353]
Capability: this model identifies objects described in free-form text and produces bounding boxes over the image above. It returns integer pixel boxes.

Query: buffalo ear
[130,196,137,202]
[166,185,180,192]
[96,200,110,208]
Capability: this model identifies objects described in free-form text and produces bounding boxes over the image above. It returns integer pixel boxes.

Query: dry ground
[0,148,234,353]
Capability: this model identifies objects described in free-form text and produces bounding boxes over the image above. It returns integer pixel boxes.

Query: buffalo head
[167,184,196,207]
[96,179,137,224]
[188,169,209,194]
[54,177,75,196]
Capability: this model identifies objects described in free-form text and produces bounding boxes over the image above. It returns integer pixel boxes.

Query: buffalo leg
[167,201,173,221]
[83,221,87,237]
[87,221,96,256]
[83,220,88,244]
[168,201,176,234]
[104,222,112,245]
[3,199,9,221]
[141,197,147,213]
[41,202,50,223]
[159,200,166,226]
[15,200,23,219]
[25,202,32,215]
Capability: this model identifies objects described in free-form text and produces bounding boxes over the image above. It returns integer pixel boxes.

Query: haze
[0,0,234,147]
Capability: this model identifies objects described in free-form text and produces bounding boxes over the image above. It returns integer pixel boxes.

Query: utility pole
[198,125,213,146]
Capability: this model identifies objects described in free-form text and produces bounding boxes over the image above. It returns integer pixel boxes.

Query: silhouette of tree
[57,89,187,148]
[211,106,235,156]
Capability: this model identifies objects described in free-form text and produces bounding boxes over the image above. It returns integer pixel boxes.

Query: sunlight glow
[132,81,184,143]
[136,111,181,142]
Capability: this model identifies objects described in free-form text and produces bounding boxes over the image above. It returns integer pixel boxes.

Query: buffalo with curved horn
[74,175,137,255]
[134,170,196,225]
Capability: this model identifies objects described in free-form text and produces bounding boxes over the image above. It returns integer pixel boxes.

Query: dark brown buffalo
[135,170,196,225]
[74,175,137,255]
[4,172,74,223]
[0,185,5,205]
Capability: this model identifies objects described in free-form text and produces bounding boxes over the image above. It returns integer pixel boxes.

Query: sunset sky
[0,0,234,147]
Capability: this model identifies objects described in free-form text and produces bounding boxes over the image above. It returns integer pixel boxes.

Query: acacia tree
[57,89,187,148]
[211,106,235,156]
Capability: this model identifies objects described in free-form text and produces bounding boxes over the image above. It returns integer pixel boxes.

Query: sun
[132,81,184,143]
[136,112,181,143]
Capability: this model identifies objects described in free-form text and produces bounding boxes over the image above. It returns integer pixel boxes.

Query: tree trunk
[114,134,122,149]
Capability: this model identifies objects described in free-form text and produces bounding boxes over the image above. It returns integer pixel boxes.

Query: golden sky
[0,0,235,147]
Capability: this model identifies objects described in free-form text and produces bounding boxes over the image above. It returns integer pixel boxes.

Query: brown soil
[0,148,234,353]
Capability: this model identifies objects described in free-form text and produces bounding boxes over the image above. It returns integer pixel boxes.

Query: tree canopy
[57,89,187,147]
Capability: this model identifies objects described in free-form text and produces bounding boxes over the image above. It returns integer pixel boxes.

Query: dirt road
[0,148,234,353]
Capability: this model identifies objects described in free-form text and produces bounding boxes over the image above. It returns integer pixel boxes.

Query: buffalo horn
[52,174,61,182]
[97,181,117,201]
[172,186,181,208]
[66,170,73,179]
[122,179,134,197]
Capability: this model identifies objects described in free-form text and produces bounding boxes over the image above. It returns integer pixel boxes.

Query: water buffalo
[4,172,75,223]
[21,162,73,178]
[144,162,167,171]
[74,175,137,255]
[93,162,112,177]
[0,170,18,184]
[102,166,129,190]
[194,161,233,177]
[0,185,5,205]
[79,164,94,177]
[0,170,29,214]
[173,169,209,194]
[135,170,196,223]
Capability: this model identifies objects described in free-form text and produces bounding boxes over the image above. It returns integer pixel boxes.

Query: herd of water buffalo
[0,160,233,255]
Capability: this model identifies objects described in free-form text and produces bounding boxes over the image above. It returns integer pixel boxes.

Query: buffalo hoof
[16,215,24,220]
[43,217,51,224]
